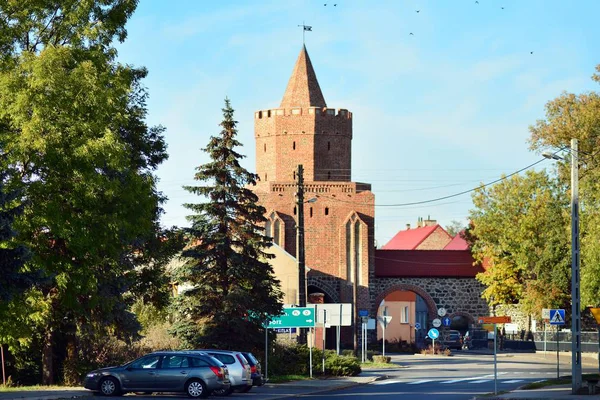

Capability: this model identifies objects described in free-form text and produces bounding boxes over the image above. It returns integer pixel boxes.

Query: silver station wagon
[84,351,230,398]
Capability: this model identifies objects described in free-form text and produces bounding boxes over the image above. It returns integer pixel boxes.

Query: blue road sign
[414,322,421,330]
[274,328,297,334]
[428,328,439,339]
[359,309,369,317]
[549,309,566,325]
[442,316,451,327]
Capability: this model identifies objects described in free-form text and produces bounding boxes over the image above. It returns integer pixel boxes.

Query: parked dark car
[84,351,230,398]
[241,352,264,386]
[443,330,463,350]
[462,329,489,349]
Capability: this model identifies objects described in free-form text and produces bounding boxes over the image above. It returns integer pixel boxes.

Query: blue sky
[115,0,600,245]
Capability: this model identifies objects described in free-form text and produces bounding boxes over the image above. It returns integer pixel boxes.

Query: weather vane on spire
[297,22,312,45]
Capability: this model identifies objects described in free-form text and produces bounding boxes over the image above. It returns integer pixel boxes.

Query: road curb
[264,376,381,399]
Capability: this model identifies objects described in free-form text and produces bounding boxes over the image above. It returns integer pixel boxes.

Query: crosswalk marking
[502,380,524,384]
[469,379,492,384]
[372,379,402,385]
[407,379,435,385]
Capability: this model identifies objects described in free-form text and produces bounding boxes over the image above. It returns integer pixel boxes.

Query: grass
[520,373,600,390]
[267,374,313,383]
[0,385,79,392]
[361,361,404,369]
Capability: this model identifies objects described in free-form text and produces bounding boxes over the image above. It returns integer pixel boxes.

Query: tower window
[325,207,329,216]
[265,173,267,181]
[293,171,296,180]
[310,207,313,218]
[328,141,331,150]
[328,171,331,180]
[264,143,266,152]
[294,206,297,215]
[293,141,296,150]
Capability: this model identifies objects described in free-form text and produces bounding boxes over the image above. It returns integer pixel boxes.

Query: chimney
[423,215,437,227]
[406,223,411,230]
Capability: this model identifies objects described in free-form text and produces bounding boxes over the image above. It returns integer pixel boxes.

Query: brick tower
[253,46,374,348]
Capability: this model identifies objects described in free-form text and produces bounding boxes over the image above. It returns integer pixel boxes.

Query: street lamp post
[543,138,582,393]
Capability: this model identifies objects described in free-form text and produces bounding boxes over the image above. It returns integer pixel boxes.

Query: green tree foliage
[467,170,570,313]
[0,0,175,384]
[445,220,466,237]
[0,165,31,302]
[171,99,283,351]
[529,64,600,307]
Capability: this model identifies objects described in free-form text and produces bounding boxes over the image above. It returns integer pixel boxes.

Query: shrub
[268,343,361,377]
[420,343,452,356]
[325,355,361,376]
[341,349,355,357]
[372,355,391,364]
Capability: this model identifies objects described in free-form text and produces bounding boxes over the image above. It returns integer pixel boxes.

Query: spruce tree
[171,99,283,350]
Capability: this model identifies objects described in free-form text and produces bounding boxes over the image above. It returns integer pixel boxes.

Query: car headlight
[86,372,101,378]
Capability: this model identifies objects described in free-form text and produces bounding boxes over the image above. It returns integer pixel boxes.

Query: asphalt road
[290,352,599,400]
[92,352,598,400]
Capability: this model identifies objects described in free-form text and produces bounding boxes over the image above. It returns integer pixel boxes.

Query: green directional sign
[267,307,315,328]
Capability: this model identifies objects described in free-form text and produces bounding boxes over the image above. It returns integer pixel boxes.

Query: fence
[502,330,599,353]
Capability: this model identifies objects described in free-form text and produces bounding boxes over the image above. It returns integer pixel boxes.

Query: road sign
[414,322,421,330]
[274,328,297,334]
[359,309,369,317]
[267,307,315,328]
[438,307,447,317]
[442,316,451,327]
[377,315,392,328]
[549,309,565,325]
[428,328,439,339]
[590,308,600,324]
[432,318,441,328]
[477,316,511,324]
[361,316,369,324]
[542,308,551,320]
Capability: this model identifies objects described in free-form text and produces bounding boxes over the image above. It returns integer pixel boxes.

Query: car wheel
[211,386,233,396]
[186,379,208,398]
[99,377,121,396]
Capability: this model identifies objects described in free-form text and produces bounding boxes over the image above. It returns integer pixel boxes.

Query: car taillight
[250,365,257,374]
[209,366,224,379]
[236,354,246,366]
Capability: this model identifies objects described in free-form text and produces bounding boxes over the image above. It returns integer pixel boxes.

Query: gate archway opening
[307,285,337,350]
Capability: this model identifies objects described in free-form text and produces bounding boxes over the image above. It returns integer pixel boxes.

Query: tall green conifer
[171,99,283,350]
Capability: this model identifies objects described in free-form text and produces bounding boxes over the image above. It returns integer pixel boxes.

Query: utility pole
[296,164,307,344]
[571,138,582,392]
[353,241,359,354]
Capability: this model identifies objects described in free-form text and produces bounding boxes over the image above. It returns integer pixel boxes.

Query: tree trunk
[42,328,54,385]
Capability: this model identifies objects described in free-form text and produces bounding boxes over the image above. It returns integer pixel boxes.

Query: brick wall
[415,226,452,250]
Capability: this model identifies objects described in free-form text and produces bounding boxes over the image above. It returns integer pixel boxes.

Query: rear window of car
[190,357,209,367]
[243,353,258,365]
[209,353,235,365]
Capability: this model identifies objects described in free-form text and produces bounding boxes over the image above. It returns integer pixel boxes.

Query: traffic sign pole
[557,326,560,379]
[494,324,498,395]
[383,307,387,358]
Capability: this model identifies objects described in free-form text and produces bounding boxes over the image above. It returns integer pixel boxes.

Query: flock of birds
[322,2,534,55]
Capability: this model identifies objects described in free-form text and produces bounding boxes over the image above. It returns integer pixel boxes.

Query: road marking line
[407,379,435,385]
[502,380,524,384]
[372,379,402,385]
[469,379,492,384]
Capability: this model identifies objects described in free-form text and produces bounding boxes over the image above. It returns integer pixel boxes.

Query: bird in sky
[324,3,326,5]
[416,10,420,13]
[409,32,414,35]
[475,1,479,3]
[501,7,505,9]
[334,3,337,5]
[530,51,534,54]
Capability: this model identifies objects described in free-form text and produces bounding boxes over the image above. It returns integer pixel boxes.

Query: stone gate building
[252,46,488,348]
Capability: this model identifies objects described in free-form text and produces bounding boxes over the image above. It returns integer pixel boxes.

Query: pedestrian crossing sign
[549,309,565,325]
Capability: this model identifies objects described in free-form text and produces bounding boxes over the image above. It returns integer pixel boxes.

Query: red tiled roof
[381,224,439,250]
[280,45,326,108]
[444,233,469,250]
[374,249,484,277]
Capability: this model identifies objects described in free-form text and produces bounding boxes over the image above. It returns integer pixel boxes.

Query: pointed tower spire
[280,45,327,108]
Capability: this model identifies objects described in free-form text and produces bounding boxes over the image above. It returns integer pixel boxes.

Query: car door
[119,355,160,390]
[155,354,190,391]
